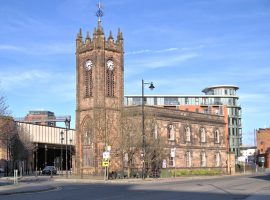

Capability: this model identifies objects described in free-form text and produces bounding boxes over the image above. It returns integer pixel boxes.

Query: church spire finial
[96,2,103,24]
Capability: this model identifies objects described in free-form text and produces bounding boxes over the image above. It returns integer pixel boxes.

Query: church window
[82,121,94,167]
[168,124,175,141]
[186,151,192,167]
[84,131,91,145]
[185,126,191,142]
[214,129,220,143]
[84,60,93,97]
[152,124,158,139]
[106,59,115,97]
[169,156,175,167]
[200,128,206,143]
[215,152,221,167]
[201,152,206,167]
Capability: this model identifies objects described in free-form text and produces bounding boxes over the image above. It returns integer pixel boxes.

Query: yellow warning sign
[102,159,109,167]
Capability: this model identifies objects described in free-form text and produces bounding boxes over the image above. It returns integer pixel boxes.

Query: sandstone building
[74,16,230,176]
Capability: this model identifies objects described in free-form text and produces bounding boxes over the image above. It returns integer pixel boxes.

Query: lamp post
[35,143,38,176]
[141,79,155,179]
[44,144,47,167]
[69,138,72,173]
[65,118,70,178]
[60,131,64,175]
[53,147,56,167]
[6,136,9,177]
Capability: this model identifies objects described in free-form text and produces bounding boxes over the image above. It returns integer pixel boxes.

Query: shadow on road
[250,173,270,182]
[1,174,270,200]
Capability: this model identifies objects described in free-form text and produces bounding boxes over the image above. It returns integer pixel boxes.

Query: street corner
[0,183,59,196]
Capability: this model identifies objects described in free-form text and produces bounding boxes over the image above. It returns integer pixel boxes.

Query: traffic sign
[102,159,109,167]
[103,151,110,159]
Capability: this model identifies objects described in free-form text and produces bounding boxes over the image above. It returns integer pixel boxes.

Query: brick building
[256,128,270,168]
[24,110,56,126]
[74,13,232,176]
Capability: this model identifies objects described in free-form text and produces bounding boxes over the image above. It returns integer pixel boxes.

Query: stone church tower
[75,17,124,175]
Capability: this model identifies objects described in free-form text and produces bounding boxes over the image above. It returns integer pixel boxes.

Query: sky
[0,0,269,146]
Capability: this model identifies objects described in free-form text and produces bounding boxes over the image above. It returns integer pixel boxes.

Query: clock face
[107,60,114,70]
[85,60,93,70]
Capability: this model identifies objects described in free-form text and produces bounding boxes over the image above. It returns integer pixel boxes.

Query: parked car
[42,166,57,175]
[0,168,4,173]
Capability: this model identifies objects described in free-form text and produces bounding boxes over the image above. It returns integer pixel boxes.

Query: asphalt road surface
[2,174,270,200]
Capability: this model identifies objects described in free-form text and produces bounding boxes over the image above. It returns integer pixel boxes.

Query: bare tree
[143,110,167,176]
[120,109,142,177]
[0,93,33,174]
[120,107,167,177]
[0,95,10,116]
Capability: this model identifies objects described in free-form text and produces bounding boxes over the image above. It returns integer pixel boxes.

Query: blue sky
[0,0,269,146]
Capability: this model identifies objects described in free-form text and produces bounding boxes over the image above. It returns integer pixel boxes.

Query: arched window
[185,126,191,142]
[214,129,220,143]
[200,128,206,143]
[186,151,192,167]
[106,59,115,97]
[152,124,158,139]
[168,124,175,140]
[84,131,91,145]
[82,120,94,167]
[84,60,93,97]
[215,152,220,167]
[200,152,206,167]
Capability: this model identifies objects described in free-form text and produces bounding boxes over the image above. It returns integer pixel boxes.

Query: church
[74,8,232,177]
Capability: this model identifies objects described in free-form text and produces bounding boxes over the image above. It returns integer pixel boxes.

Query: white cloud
[0,70,50,90]
[156,48,179,53]
[126,47,179,55]
[0,45,24,51]
[126,49,151,55]
[240,93,268,103]
[0,43,74,55]
[129,53,198,69]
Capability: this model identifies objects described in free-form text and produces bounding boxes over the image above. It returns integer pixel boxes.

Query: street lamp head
[65,118,70,129]
[149,82,155,90]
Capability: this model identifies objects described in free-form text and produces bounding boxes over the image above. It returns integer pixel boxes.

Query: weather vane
[96,2,103,22]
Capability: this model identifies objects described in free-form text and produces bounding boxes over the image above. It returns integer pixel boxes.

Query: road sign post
[103,151,110,180]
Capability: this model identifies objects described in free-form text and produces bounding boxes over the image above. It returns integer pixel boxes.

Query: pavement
[0,172,270,199]
[0,176,58,195]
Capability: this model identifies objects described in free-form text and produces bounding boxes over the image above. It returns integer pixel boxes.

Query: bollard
[14,169,18,185]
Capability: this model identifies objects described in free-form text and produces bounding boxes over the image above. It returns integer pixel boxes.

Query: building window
[84,130,91,145]
[84,60,93,97]
[215,152,220,167]
[132,97,142,105]
[152,124,158,139]
[185,126,191,142]
[195,98,199,105]
[185,98,189,105]
[164,97,179,105]
[200,128,206,143]
[186,151,192,167]
[201,152,206,167]
[214,129,220,143]
[169,157,175,167]
[106,59,115,97]
[168,124,175,141]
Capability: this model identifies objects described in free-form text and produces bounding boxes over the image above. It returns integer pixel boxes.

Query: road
[1,174,270,200]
